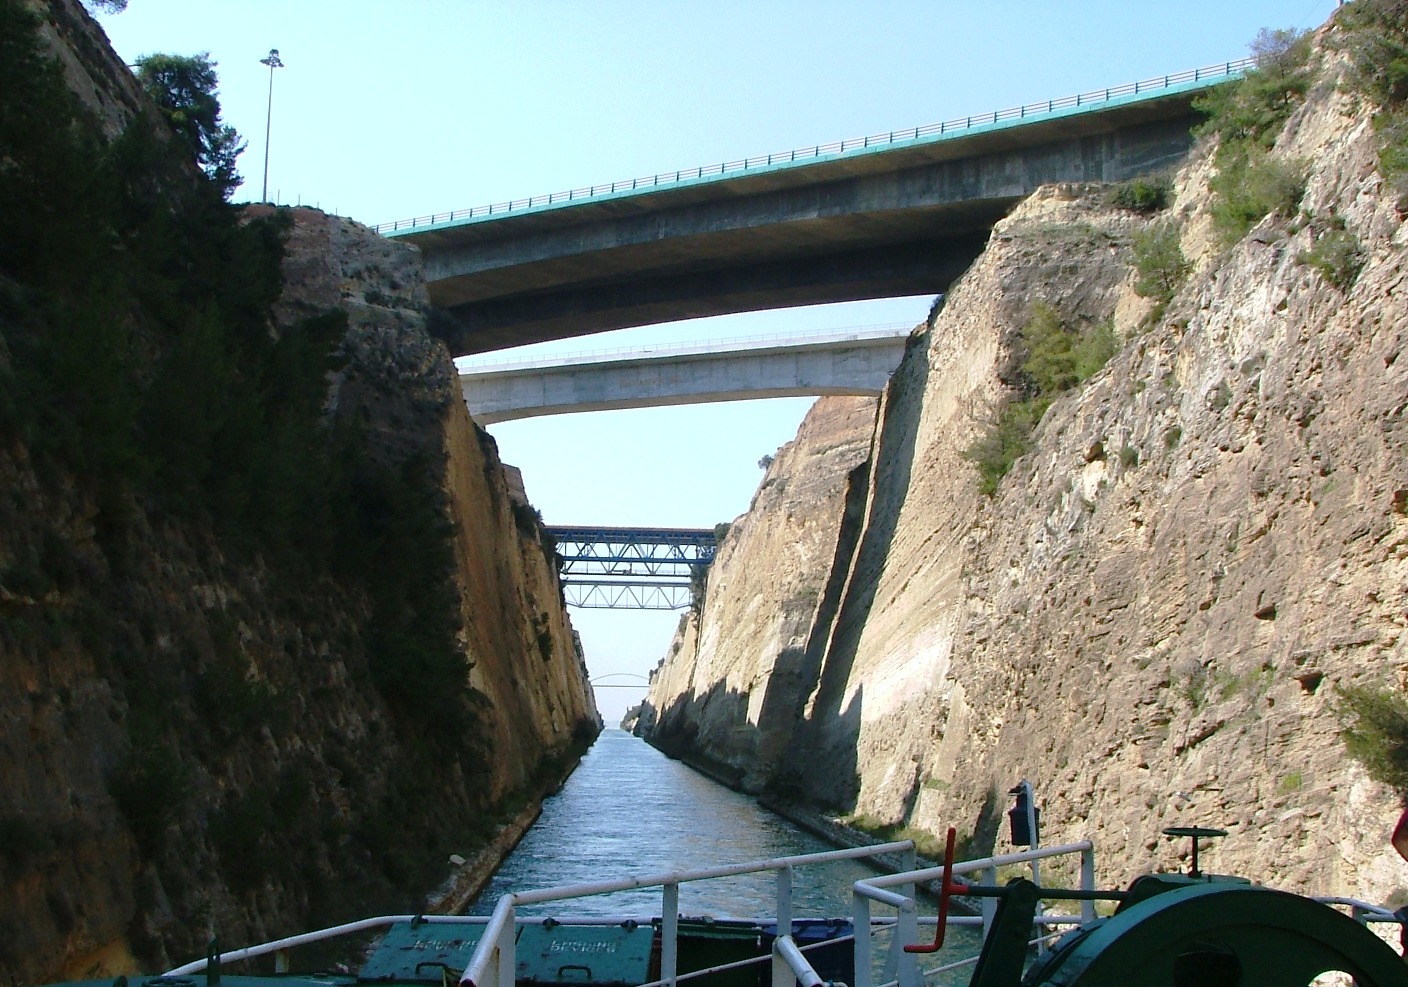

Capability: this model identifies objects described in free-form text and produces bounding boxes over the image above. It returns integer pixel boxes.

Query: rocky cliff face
[274,208,601,803]
[637,396,879,790]
[0,3,598,982]
[641,23,1408,905]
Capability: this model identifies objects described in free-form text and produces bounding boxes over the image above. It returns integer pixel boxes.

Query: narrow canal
[470,729,986,984]
[471,728,880,918]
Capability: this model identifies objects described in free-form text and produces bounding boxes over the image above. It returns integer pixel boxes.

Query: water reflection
[471,729,880,918]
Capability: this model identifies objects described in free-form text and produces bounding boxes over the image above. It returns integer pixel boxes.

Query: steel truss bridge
[545,525,717,610]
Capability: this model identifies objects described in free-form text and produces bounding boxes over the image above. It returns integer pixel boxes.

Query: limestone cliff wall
[642,30,1408,904]
[275,209,600,802]
[0,4,598,981]
[638,396,879,790]
[0,211,599,985]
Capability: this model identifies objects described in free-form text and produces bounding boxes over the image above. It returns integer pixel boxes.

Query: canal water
[470,729,985,980]
[471,729,880,918]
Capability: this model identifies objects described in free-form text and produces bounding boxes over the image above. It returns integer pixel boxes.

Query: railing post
[1080,846,1096,924]
[772,943,792,987]
[495,906,518,987]
[852,891,873,987]
[662,882,680,987]
[981,865,998,941]
[898,846,919,987]
[776,865,793,943]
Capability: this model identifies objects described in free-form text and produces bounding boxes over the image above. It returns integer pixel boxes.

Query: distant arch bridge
[590,673,650,690]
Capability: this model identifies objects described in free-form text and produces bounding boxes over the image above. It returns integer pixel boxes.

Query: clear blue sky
[96,0,1339,721]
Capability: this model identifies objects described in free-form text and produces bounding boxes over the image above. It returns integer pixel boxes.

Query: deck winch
[910,825,1408,986]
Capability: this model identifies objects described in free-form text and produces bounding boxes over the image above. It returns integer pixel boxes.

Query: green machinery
[912,826,1408,986]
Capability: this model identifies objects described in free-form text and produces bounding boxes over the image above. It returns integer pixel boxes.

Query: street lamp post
[259,48,284,203]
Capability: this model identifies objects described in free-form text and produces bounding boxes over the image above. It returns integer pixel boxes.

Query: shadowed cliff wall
[0,3,598,980]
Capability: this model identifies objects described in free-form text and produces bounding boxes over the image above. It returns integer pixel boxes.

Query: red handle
[904,827,967,954]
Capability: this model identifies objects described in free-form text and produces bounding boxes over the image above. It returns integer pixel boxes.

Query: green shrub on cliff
[966,400,1044,497]
[1336,0,1408,206]
[964,303,1117,495]
[1335,684,1408,794]
[1298,214,1365,289]
[1105,175,1173,214]
[1132,223,1191,315]
[1195,28,1313,150]
[110,721,191,858]
[135,53,243,199]
[1208,153,1308,244]
[1195,27,1313,244]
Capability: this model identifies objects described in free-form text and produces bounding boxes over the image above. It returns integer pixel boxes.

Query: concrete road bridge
[379,59,1251,356]
[459,323,911,423]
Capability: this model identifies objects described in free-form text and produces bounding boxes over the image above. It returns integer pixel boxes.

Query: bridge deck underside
[405,92,1208,355]
[462,334,907,423]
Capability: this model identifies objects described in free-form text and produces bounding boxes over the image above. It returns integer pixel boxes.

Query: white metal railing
[774,933,831,987]
[910,928,1067,984]
[165,839,1408,984]
[164,914,484,975]
[460,841,917,987]
[1316,895,1404,927]
[373,58,1255,236]
[455,323,914,375]
[165,839,1086,984]
[850,840,1096,987]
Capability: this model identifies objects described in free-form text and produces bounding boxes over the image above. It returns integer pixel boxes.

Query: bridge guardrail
[375,58,1255,236]
[456,323,914,374]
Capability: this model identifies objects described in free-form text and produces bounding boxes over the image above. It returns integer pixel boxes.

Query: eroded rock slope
[641,24,1408,904]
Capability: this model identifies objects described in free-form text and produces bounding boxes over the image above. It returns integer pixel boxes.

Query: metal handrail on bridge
[374,58,1254,235]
